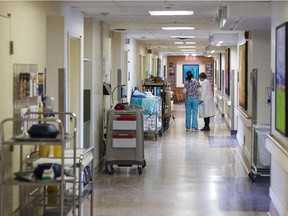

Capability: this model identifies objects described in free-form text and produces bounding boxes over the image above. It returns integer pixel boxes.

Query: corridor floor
[92,103,270,216]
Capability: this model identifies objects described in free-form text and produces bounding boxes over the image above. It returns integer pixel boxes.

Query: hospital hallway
[91,103,271,216]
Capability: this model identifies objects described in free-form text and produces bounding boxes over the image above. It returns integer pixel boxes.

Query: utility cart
[162,86,174,130]
[142,96,162,140]
[105,108,146,175]
[0,112,94,216]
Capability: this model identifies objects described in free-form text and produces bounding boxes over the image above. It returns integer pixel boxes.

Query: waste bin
[248,124,271,181]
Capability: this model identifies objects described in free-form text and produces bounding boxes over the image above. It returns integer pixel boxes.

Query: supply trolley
[142,81,171,133]
[142,96,162,140]
[163,87,174,130]
[248,124,271,181]
[0,112,94,216]
[105,108,146,175]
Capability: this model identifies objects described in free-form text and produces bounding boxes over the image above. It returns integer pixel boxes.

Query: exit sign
[185,56,195,60]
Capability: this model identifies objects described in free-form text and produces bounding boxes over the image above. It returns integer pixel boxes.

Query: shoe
[186,128,190,131]
[200,127,210,131]
[191,128,199,132]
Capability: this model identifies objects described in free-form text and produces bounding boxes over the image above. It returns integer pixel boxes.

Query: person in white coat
[199,72,215,131]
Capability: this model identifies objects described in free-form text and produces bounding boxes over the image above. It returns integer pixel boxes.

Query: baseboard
[269,187,288,216]
[235,141,251,174]
[269,201,280,216]
[93,157,106,175]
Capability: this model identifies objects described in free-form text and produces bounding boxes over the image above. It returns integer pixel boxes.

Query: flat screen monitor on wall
[183,64,199,83]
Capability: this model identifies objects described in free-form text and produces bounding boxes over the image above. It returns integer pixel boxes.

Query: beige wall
[0,2,89,214]
[0,2,48,213]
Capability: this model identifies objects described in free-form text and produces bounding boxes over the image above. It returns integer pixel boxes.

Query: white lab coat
[199,79,215,118]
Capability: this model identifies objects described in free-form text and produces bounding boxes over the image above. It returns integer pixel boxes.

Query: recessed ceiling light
[178,46,196,48]
[162,27,194,30]
[185,42,196,44]
[149,11,193,16]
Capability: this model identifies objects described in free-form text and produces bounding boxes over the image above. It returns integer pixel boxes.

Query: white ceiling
[66,0,272,56]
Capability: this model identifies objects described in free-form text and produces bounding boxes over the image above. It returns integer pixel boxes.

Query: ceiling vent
[216,6,228,28]
[209,33,238,46]
[170,36,195,40]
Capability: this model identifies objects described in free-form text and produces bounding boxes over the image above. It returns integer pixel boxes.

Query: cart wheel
[142,160,146,168]
[105,164,115,175]
[163,119,169,130]
[248,172,256,182]
[138,166,143,175]
[164,123,169,130]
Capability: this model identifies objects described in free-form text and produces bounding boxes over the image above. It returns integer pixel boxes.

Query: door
[69,37,82,147]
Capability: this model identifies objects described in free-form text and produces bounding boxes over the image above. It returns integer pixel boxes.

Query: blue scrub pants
[185,98,199,129]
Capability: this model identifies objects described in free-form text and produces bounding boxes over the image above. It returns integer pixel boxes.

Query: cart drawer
[115,114,136,121]
[113,120,136,130]
[112,138,136,148]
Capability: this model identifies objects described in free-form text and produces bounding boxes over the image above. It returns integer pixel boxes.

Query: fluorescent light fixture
[216,41,223,46]
[185,41,196,44]
[170,36,195,39]
[211,50,215,53]
[174,42,184,44]
[162,27,194,30]
[178,46,196,49]
[182,51,196,53]
[149,11,193,16]
[183,53,197,56]
[180,49,196,52]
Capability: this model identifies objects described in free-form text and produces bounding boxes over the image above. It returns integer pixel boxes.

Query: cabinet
[0,112,93,216]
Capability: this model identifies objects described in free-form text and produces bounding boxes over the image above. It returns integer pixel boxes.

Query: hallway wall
[267,2,288,216]
[234,30,271,168]
[0,2,48,213]
[0,2,90,213]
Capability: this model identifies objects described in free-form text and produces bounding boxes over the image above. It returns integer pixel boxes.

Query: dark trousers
[204,117,210,128]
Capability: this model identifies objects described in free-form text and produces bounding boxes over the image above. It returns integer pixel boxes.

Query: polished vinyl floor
[90,103,270,216]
